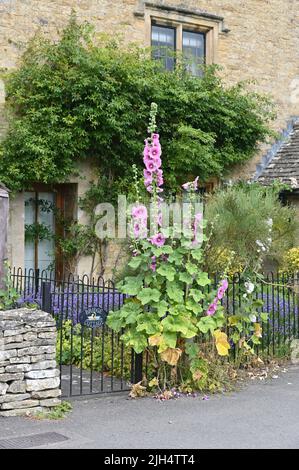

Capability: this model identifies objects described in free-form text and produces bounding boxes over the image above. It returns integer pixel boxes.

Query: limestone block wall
[0,308,61,417]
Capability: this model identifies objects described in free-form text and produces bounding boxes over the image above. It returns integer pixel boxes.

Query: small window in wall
[151,24,176,71]
[24,191,56,273]
[182,30,205,76]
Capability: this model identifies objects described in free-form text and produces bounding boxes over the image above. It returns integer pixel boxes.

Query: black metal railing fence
[8,267,299,397]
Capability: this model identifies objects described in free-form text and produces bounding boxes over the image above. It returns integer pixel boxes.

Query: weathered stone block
[29,360,56,370]
[4,334,23,344]
[31,388,61,399]
[7,381,26,393]
[39,398,61,408]
[5,364,31,373]
[0,383,8,395]
[0,372,24,382]
[22,333,37,342]
[1,399,39,410]
[0,406,45,417]
[25,369,59,379]
[0,350,17,361]
[4,328,28,337]
[26,377,60,392]
[9,356,31,364]
[18,345,56,357]
[3,393,30,403]
[30,353,56,362]
[38,332,56,339]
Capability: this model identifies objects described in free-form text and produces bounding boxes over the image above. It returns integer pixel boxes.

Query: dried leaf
[192,370,203,381]
[149,334,162,346]
[214,330,230,357]
[254,323,263,338]
[129,381,147,398]
[160,348,182,366]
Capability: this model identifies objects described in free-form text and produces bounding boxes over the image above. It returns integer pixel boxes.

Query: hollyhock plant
[108,103,265,392]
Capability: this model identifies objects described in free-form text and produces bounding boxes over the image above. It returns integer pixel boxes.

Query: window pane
[38,192,55,272]
[24,192,35,272]
[151,25,175,71]
[183,31,205,76]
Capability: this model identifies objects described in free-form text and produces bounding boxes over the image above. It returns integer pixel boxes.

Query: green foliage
[25,222,53,242]
[281,247,299,274]
[0,264,19,310]
[57,321,133,379]
[35,401,72,420]
[204,182,298,275]
[0,17,274,192]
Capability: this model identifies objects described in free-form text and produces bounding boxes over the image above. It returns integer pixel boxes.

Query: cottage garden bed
[2,104,299,400]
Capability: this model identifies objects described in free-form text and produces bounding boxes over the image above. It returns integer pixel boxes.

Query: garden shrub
[281,248,299,274]
[204,183,298,276]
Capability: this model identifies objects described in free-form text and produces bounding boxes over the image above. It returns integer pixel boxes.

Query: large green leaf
[157,264,176,281]
[121,329,148,354]
[155,300,168,318]
[137,288,161,305]
[136,313,162,335]
[179,272,193,284]
[196,272,211,287]
[120,276,143,295]
[189,289,204,302]
[186,262,198,275]
[197,316,216,334]
[166,281,184,303]
[128,256,143,270]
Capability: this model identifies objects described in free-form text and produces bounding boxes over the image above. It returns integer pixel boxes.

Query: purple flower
[150,233,166,247]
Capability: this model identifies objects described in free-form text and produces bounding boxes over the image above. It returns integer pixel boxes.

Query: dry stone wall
[0,308,61,417]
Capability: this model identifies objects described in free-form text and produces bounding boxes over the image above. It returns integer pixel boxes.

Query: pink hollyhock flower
[152,133,160,143]
[182,176,200,192]
[150,263,156,272]
[144,169,153,179]
[132,205,148,221]
[146,185,153,193]
[150,233,166,247]
[217,279,228,300]
[133,223,141,238]
[182,182,190,190]
[193,176,199,190]
[149,145,161,159]
[144,177,153,188]
[145,159,160,172]
[143,145,151,159]
[206,301,218,317]
[153,156,162,168]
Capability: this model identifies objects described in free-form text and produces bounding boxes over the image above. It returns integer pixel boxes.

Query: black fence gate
[11,268,143,398]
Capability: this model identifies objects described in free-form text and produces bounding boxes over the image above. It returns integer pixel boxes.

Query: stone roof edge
[253,116,299,182]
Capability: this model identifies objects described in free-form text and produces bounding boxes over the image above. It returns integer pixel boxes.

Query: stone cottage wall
[0,308,61,417]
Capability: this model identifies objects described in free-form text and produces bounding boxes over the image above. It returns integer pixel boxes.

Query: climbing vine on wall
[0,16,275,194]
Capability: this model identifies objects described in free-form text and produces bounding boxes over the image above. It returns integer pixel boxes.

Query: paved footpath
[0,365,298,449]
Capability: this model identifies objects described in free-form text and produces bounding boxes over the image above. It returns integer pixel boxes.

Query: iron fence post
[34,268,40,297]
[134,352,143,383]
[41,281,51,313]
